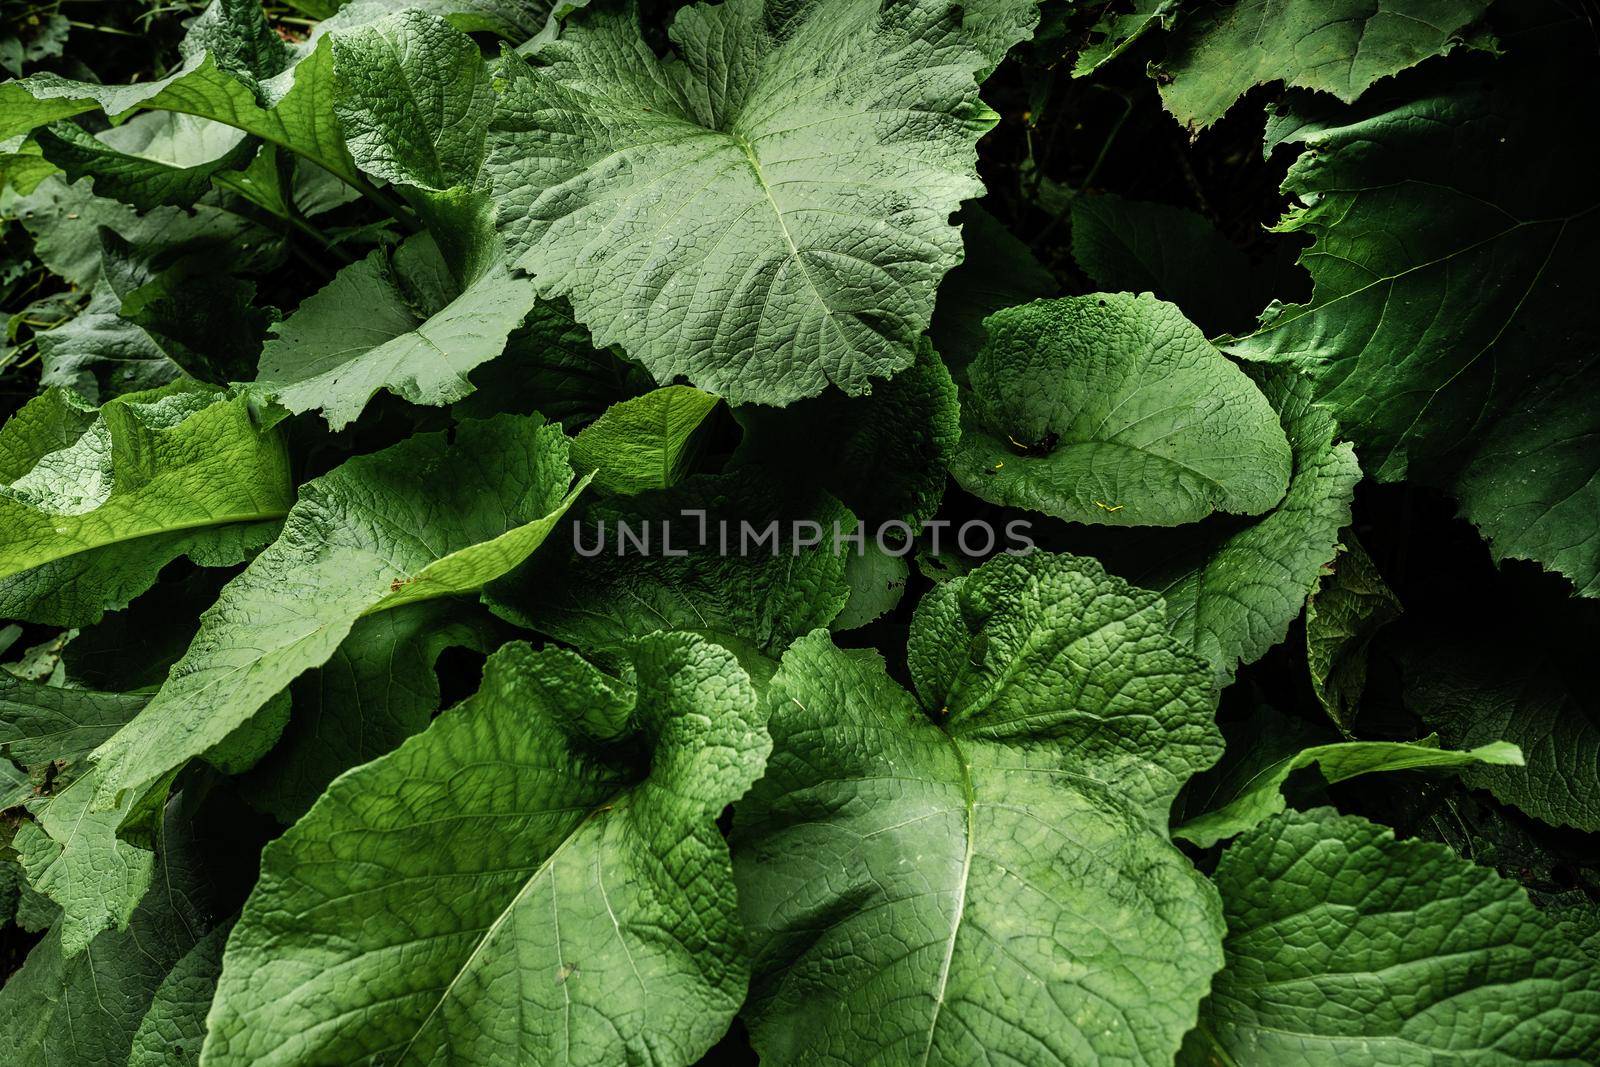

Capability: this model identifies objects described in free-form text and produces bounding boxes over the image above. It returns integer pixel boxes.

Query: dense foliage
[2,1,1598,1064]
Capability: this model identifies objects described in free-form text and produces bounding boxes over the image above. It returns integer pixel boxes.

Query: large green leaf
[323,6,503,278]
[180,0,292,87]
[0,132,56,194]
[0,381,293,627]
[571,385,720,495]
[1173,716,1520,848]
[25,0,288,211]
[331,10,492,192]
[831,539,913,631]
[952,293,1291,527]
[1130,365,1360,682]
[203,634,768,1066]
[958,0,1047,74]
[5,857,55,931]
[0,34,360,186]
[0,788,220,1067]
[0,674,146,779]
[487,0,996,405]
[211,142,360,224]
[98,230,274,384]
[320,0,566,41]
[33,279,182,401]
[1183,808,1600,1065]
[1227,26,1600,596]
[14,767,160,956]
[0,776,26,821]
[269,16,492,310]
[0,664,174,959]
[733,550,1225,1066]
[87,414,584,817]
[3,173,271,290]
[1155,0,1493,131]
[34,111,253,211]
[253,233,537,429]
[3,677,161,946]
[4,681,152,956]
[5,1,374,236]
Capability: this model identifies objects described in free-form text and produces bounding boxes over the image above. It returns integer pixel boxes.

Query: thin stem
[1079,91,1134,195]
[209,178,346,276]
[65,20,142,38]
[285,235,336,281]
[1173,139,1215,222]
[1026,65,1066,199]
[1030,89,1133,250]
[283,211,352,266]
[346,174,421,233]
[269,159,357,266]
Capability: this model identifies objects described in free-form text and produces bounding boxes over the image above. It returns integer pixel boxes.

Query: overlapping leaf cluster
[0,1,1597,1064]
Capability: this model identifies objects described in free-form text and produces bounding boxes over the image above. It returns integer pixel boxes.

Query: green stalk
[344,174,421,233]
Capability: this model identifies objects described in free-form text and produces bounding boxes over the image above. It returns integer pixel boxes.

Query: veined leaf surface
[203,634,768,1066]
[488,0,997,404]
[734,551,1226,1066]
[88,414,584,815]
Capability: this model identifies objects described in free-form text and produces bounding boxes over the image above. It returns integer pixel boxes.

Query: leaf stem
[1030,88,1133,249]
[1193,1022,1242,1067]
[350,177,421,233]
[209,178,347,276]
[285,236,336,281]
[1079,89,1134,196]
[65,20,142,39]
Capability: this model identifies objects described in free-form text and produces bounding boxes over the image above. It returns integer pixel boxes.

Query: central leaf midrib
[5,505,289,575]
[729,132,848,349]
[391,793,627,1064]
[919,723,976,1066]
[374,28,453,189]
